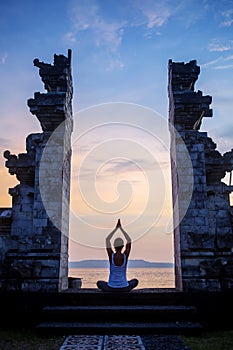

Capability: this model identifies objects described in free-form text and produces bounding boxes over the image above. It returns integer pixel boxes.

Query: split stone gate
[0,51,232,292]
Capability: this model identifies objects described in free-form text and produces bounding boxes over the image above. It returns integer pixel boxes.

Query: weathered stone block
[216,233,233,249]
[187,232,214,250]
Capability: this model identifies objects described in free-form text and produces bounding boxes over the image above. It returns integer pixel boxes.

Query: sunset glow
[0,0,232,263]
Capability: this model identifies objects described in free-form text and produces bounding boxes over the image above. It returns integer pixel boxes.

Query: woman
[97,219,139,292]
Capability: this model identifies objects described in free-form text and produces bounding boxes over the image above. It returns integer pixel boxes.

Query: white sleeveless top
[108,253,129,288]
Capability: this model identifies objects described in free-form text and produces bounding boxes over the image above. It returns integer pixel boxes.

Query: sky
[0,0,233,263]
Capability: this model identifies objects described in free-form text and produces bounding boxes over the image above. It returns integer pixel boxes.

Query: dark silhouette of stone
[169,59,233,291]
[0,50,73,292]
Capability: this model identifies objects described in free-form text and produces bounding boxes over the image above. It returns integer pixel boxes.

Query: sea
[69,267,175,289]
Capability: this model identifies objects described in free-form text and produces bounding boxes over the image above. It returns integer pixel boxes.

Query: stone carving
[168,60,212,131]
[33,49,72,92]
[28,49,73,132]
[4,150,35,186]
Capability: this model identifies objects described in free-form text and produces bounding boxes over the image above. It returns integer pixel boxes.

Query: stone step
[36,294,204,335]
[36,320,204,336]
[41,304,197,322]
[55,289,185,306]
[43,305,196,313]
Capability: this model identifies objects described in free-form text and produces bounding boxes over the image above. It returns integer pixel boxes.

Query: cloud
[63,32,76,44]
[65,0,207,71]
[215,64,233,70]
[224,55,233,61]
[97,159,145,176]
[76,155,169,183]
[220,9,233,27]
[219,126,233,141]
[0,138,11,149]
[204,40,233,69]
[66,0,177,55]
[202,55,233,70]
[208,39,233,52]
[212,134,233,154]
[131,0,171,29]
[72,139,103,154]
[1,52,8,64]
[202,54,233,70]
[131,0,208,30]
[91,51,124,71]
[76,158,138,180]
[144,7,170,28]
[201,57,223,68]
[105,56,125,71]
[222,19,233,27]
[102,158,169,175]
[67,0,126,53]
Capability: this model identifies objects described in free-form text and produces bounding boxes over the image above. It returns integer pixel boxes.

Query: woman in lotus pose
[97,219,139,292]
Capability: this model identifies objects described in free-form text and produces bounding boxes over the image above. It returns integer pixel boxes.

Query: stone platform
[1,288,233,335]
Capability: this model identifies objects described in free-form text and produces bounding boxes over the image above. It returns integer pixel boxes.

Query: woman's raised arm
[119,222,131,258]
[105,219,120,259]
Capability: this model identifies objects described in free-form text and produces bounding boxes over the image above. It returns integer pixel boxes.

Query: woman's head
[113,237,124,251]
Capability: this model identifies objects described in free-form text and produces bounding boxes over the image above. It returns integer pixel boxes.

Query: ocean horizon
[69,259,174,269]
[69,267,175,289]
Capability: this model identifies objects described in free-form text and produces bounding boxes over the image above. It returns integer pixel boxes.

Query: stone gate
[168,59,233,291]
[0,52,232,292]
[0,50,73,292]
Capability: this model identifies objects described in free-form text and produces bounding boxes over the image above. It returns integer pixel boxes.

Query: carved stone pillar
[168,59,233,291]
[0,51,73,292]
